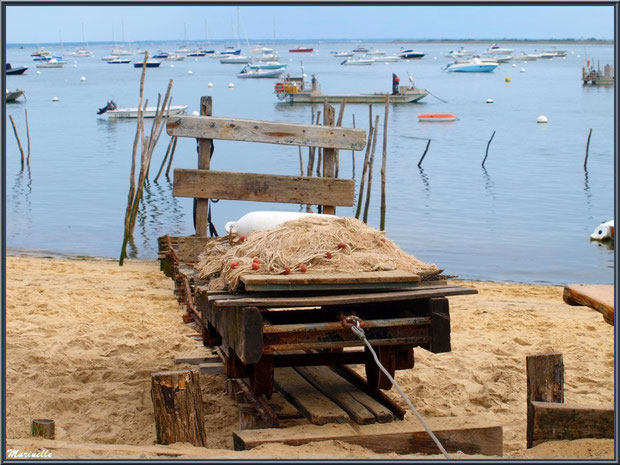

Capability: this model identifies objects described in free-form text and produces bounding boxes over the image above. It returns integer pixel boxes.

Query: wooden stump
[31,419,55,439]
[151,370,206,447]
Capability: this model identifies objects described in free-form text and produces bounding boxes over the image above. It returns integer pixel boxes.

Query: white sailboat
[68,23,93,57]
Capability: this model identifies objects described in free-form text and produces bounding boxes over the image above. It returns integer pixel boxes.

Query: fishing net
[196,215,442,291]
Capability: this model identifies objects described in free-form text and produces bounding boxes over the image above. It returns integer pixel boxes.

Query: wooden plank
[214,286,478,308]
[563,284,614,325]
[166,115,367,150]
[322,103,337,215]
[158,235,216,263]
[173,169,355,206]
[199,362,225,375]
[429,297,451,354]
[195,96,212,236]
[242,270,420,286]
[174,355,220,365]
[233,419,503,456]
[530,401,614,447]
[526,353,564,448]
[296,366,393,424]
[273,367,349,425]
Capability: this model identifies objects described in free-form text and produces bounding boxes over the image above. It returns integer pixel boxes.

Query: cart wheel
[365,346,396,394]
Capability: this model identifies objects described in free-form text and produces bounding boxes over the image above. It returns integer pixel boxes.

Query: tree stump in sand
[31,419,55,439]
[151,370,206,446]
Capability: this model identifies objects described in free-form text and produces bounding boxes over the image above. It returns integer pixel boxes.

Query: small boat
[153,51,170,59]
[165,55,185,61]
[249,61,287,70]
[67,47,93,57]
[332,51,354,57]
[254,53,280,61]
[512,53,539,61]
[36,58,66,68]
[6,63,28,75]
[445,57,498,72]
[367,49,386,56]
[101,55,118,62]
[590,220,614,241]
[175,46,190,54]
[237,65,285,78]
[418,114,457,122]
[6,89,25,102]
[341,58,374,65]
[97,100,189,118]
[289,46,314,53]
[187,50,206,56]
[485,44,513,54]
[133,60,162,68]
[107,57,132,64]
[252,45,274,54]
[445,47,475,58]
[31,48,51,57]
[538,52,556,59]
[200,48,215,54]
[398,49,425,59]
[372,55,400,62]
[220,55,252,64]
[481,54,512,63]
[541,49,567,57]
[218,47,241,55]
[352,46,369,53]
[111,47,133,56]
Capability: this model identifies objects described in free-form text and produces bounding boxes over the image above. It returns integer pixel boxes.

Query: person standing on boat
[392,73,400,95]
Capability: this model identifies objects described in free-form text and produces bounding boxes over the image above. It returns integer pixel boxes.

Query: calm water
[4,41,615,284]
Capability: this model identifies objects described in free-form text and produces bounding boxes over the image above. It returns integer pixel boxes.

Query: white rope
[351,324,451,459]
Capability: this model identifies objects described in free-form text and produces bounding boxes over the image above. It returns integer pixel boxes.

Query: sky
[3,4,615,44]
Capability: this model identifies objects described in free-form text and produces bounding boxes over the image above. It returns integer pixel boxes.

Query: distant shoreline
[7,38,613,47]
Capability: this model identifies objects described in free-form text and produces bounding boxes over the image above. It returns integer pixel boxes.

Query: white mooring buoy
[486,98,494,103]
[208,82,213,87]
[36,70,41,75]
[170,64,175,68]
[512,63,517,67]
[520,68,526,73]
[192,111,200,116]
[537,115,548,123]
[228,83,235,88]
[187,70,193,75]
[80,76,86,82]
[52,96,59,102]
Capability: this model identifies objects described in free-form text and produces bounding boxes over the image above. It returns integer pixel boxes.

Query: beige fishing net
[196,216,442,291]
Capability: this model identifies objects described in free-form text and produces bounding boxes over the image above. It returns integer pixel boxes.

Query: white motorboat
[445,47,476,58]
[512,53,539,61]
[165,55,185,61]
[220,55,252,64]
[445,57,498,72]
[398,49,425,59]
[485,43,513,54]
[237,66,285,78]
[372,55,400,62]
[107,57,132,64]
[111,47,133,56]
[332,51,354,57]
[98,101,189,118]
[541,49,567,57]
[367,49,386,56]
[6,89,25,102]
[251,45,274,54]
[481,53,512,63]
[341,57,374,65]
[249,61,287,70]
[36,58,65,68]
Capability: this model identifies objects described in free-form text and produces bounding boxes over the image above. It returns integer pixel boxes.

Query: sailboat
[176,24,191,54]
[68,23,93,57]
[199,19,215,54]
[220,9,251,64]
[111,21,133,56]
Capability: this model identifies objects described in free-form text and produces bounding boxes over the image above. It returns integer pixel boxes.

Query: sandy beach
[5,255,615,460]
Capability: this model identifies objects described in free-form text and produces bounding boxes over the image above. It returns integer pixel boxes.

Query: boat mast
[237,7,251,54]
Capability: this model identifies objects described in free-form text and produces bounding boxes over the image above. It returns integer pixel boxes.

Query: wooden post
[25,108,31,165]
[151,370,206,447]
[584,128,592,170]
[239,404,257,430]
[363,115,380,224]
[298,146,304,176]
[31,419,55,439]
[417,139,431,167]
[481,130,496,168]
[195,96,213,236]
[380,96,389,231]
[526,353,564,448]
[355,106,374,219]
[165,136,178,177]
[8,115,25,169]
[322,102,336,215]
[351,114,356,177]
[334,100,346,179]
[154,136,175,182]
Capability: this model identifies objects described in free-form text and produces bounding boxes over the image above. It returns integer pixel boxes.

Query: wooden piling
[8,115,25,169]
[165,136,178,177]
[25,109,31,165]
[298,146,304,176]
[351,114,356,177]
[355,106,374,219]
[322,102,336,215]
[154,136,175,182]
[417,139,431,167]
[363,115,380,224]
[584,128,592,170]
[334,100,346,178]
[380,96,389,231]
[481,130,496,168]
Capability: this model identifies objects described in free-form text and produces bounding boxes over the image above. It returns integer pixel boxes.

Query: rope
[350,323,451,460]
[427,90,448,103]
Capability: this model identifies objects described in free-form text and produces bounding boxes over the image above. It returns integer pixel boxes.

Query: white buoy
[302,73,307,78]
[191,110,200,116]
[80,76,86,82]
[228,82,235,88]
[187,70,193,75]
[195,58,198,62]
[537,115,548,123]
[520,68,526,73]
[512,63,517,67]
[170,64,174,68]
[36,70,41,75]
[577,55,581,58]
[73,64,77,68]
[524,61,528,64]
[433,56,437,59]
[486,98,493,103]
[289,58,293,61]
[73,60,77,64]
[52,96,59,102]
[208,82,213,87]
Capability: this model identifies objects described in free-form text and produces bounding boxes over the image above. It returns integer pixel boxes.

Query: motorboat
[254,53,280,61]
[187,50,206,56]
[445,47,475,58]
[6,89,25,102]
[153,51,170,59]
[512,53,539,61]
[418,113,457,122]
[251,45,274,54]
[332,51,354,57]
[107,57,132,64]
[68,47,93,57]
[220,55,252,64]
[485,44,513,54]
[351,46,368,53]
[36,58,66,68]
[6,63,28,75]
[31,48,51,57]
[218,47,241,55]
[341,57,374,65]
[199,48,215,54]
[541,49,567,57]
[481,53,512,63]
[367,49,386,56]
[289,46,314,53]
[237,65,285,78]
[398,49,425,59]
[133,59,162,68]
[97,100,188,118]
[372,55,400,62]
[175,46,190,54]
[165,55,185,61]
[101,55,119,62]
[445,57,498,72]
[249,61,287,70]
[111,47,133,56]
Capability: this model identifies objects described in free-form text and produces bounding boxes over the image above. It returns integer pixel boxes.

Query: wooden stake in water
[334,100,346,178]
[154,136,175,182]
[25,109,31,165]
[355,105,374,219]
[363,114,381,224]
[8,114,25,169]
[166,136,178,177]
[351,114,356,177]
[584,128,593,170]
[417,139,431,167]
[481,130,496,168]
[380,96,389,231]
[298,146,304,176]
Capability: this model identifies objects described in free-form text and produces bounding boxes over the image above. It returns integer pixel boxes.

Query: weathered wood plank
[273,367,349,425]
[174,355,220,365]
[530,401,614,446]
[429,297,451,354]
[563,284,614,325]
[166,115,367,150]
[322,103,337,215]
[233,419,503,456]
[213,286,478,308]
[241,270,420,286]
[199,362,225,375]
[526,353,564,448]
[195,96,212,236]
[173,169,355,206]
[157,235,216,263]
[296,365,393,424]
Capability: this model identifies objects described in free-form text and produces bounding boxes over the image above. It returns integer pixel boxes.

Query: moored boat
[36,58,66,68]
[341,57,374,65]
[289,46,314,53]
[332,51,354,57]
[107,57,132,64]
[97,100,188,118]
[512,53,539,61]
[249,61,287,70]
[133,59,162,68]
[6,89,25,102]
[153,51,170,59]
[220,55,252,64]
[445,57,498,72]
[372,55,400,62]
[6,63,28,75]
[418,113,457,122]
[398,49,425,59]
[237,65,285,78]
[165,54,185,61]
